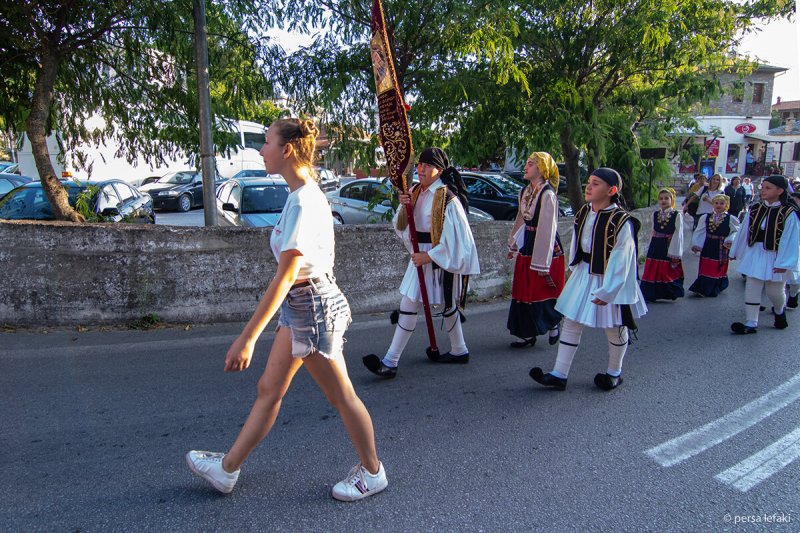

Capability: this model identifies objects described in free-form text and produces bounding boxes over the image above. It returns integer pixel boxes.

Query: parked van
[17,118,269,185]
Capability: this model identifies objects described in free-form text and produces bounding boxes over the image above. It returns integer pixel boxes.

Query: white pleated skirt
[398,242,465,308]
[735,245,795,282]
[555,263,648,329]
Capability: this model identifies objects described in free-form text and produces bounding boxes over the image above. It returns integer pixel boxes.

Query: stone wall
[0,209,655,326]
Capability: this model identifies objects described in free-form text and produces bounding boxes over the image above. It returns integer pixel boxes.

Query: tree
[266,0,793,210]
[0,0,275,221]
[266,0,523,171]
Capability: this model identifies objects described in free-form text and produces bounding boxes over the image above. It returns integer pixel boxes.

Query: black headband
[764,175,789,191]
[419,147,449,170]
[592,167,623,193]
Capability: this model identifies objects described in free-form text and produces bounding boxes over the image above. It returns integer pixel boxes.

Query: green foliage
[0,0,277,173]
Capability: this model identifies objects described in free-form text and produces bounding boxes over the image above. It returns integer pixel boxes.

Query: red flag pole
[370,0,439,356]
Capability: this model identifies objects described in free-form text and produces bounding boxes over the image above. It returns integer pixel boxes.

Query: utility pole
[193,0,218,226]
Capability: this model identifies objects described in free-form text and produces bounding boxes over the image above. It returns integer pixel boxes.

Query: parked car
[327,177,494,224]
[461,172,523,221]
[0,179,155,223]
[215,176,289,228]
[139,169,224,212]
[0,173,33,200]
[0,161,20,174]
[463,172,573,219]
[317,167,340,192]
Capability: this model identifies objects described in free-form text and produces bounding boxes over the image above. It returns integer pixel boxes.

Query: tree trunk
[559,126,584,211]
[27,49,84,222]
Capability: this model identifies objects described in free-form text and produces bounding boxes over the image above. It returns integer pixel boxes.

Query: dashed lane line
[645,371,800,467]
[715,426,800,492]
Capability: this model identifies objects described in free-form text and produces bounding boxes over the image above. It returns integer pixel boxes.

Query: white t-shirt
[270,184,335,279]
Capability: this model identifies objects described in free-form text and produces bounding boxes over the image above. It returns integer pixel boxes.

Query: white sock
[766,280,787,314]
[444,307,468,355]
[789,284,800,298]
[744,277,764,326]
[552,319,583,378]
[549,324,560,338]
[606,327,629,376]
[383,297,419,367]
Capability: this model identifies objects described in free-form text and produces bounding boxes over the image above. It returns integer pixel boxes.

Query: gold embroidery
[395,186,422,231]
[431,187,448,246]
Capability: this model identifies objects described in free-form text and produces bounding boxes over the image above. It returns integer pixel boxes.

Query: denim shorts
[278,275,352,359]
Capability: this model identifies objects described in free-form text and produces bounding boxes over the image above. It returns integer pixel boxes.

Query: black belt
[576,250,591,264]
[416,232,432,244]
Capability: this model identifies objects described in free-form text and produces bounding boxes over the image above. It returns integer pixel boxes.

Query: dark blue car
[0,179,155,223]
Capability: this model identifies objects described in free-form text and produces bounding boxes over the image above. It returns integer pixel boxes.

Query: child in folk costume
[363,147,480,378]
[730,175,800,334]
[639,188,685,302]
[506,152,565,348]
[530,168,647,391]
[688,194,740,297]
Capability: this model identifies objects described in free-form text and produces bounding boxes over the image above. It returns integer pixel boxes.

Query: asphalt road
[2,239,799,531]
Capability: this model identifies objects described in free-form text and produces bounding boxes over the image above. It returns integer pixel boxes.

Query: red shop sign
[705,139,720,158]
[735,123,757,134]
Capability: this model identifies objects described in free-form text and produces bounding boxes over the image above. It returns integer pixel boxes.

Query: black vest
[747,203,797,251]
[706,212,731,237]
[652,210,678,235]
[570,204,635,275]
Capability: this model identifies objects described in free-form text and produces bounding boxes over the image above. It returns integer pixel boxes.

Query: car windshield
[482,173,522,195]
[0,185,88,220]
[159,171,197,184]
[241,185,289,214]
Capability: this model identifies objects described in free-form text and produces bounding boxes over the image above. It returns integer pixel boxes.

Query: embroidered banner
[371,0,414,192]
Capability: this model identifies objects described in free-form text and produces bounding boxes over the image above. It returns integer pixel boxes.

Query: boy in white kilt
[363,147,480,379]
[530,168,647,391]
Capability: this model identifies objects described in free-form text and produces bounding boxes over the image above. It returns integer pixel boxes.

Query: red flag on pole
[370,0,440,357]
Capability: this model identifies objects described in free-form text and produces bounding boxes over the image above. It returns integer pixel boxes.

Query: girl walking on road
[688,194,740,297]
[639,187,685,302]
[186,118,388,501]
[506,152,565,349]
[730,175,800,334]
[530,168,647,391]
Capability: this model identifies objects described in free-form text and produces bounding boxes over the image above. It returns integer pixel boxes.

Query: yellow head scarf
[658,187,676,209]
[529,152,560,190]
[711,193,730,211]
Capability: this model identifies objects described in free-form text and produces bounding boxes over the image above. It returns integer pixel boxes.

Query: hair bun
[299,119,319,139]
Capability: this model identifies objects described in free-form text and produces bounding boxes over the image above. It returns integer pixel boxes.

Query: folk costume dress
[688,212,740,297]
[730,196,800,332]
[362,172,480,377]
[640,208,685,301]
[507,182,565,341]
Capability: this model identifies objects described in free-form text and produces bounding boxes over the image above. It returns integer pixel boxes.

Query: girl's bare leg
[223,327,303,472]
[302,351,380,473]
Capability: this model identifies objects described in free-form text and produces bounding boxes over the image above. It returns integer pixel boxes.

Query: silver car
[215,176,289,228]
[326,177,494,224]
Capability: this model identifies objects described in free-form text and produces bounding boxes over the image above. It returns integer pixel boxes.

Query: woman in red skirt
[689,194,740,297]
[506,152,565,348]
[639,188,685,302]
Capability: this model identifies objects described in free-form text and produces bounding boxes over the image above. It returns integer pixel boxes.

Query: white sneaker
[185,451,240,494]
[331,462,388,501]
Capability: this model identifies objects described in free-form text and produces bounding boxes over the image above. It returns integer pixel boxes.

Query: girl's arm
[224,250,303,372]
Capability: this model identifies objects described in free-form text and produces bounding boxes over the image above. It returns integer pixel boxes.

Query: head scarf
[419,147,469,212]
[419,147,449,170]
[763,175,790,205]
[711,193,730,211]
[528,151,560,190]
[658,187,676,209]
[592,167,623,193]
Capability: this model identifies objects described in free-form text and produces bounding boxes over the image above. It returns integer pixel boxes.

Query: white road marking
[645,372,800,467]
[715,426,800,492]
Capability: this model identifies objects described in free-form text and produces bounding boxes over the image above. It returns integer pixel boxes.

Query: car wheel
[505,210,517,221]
[332,212,344,224]
[178,194,191,212]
